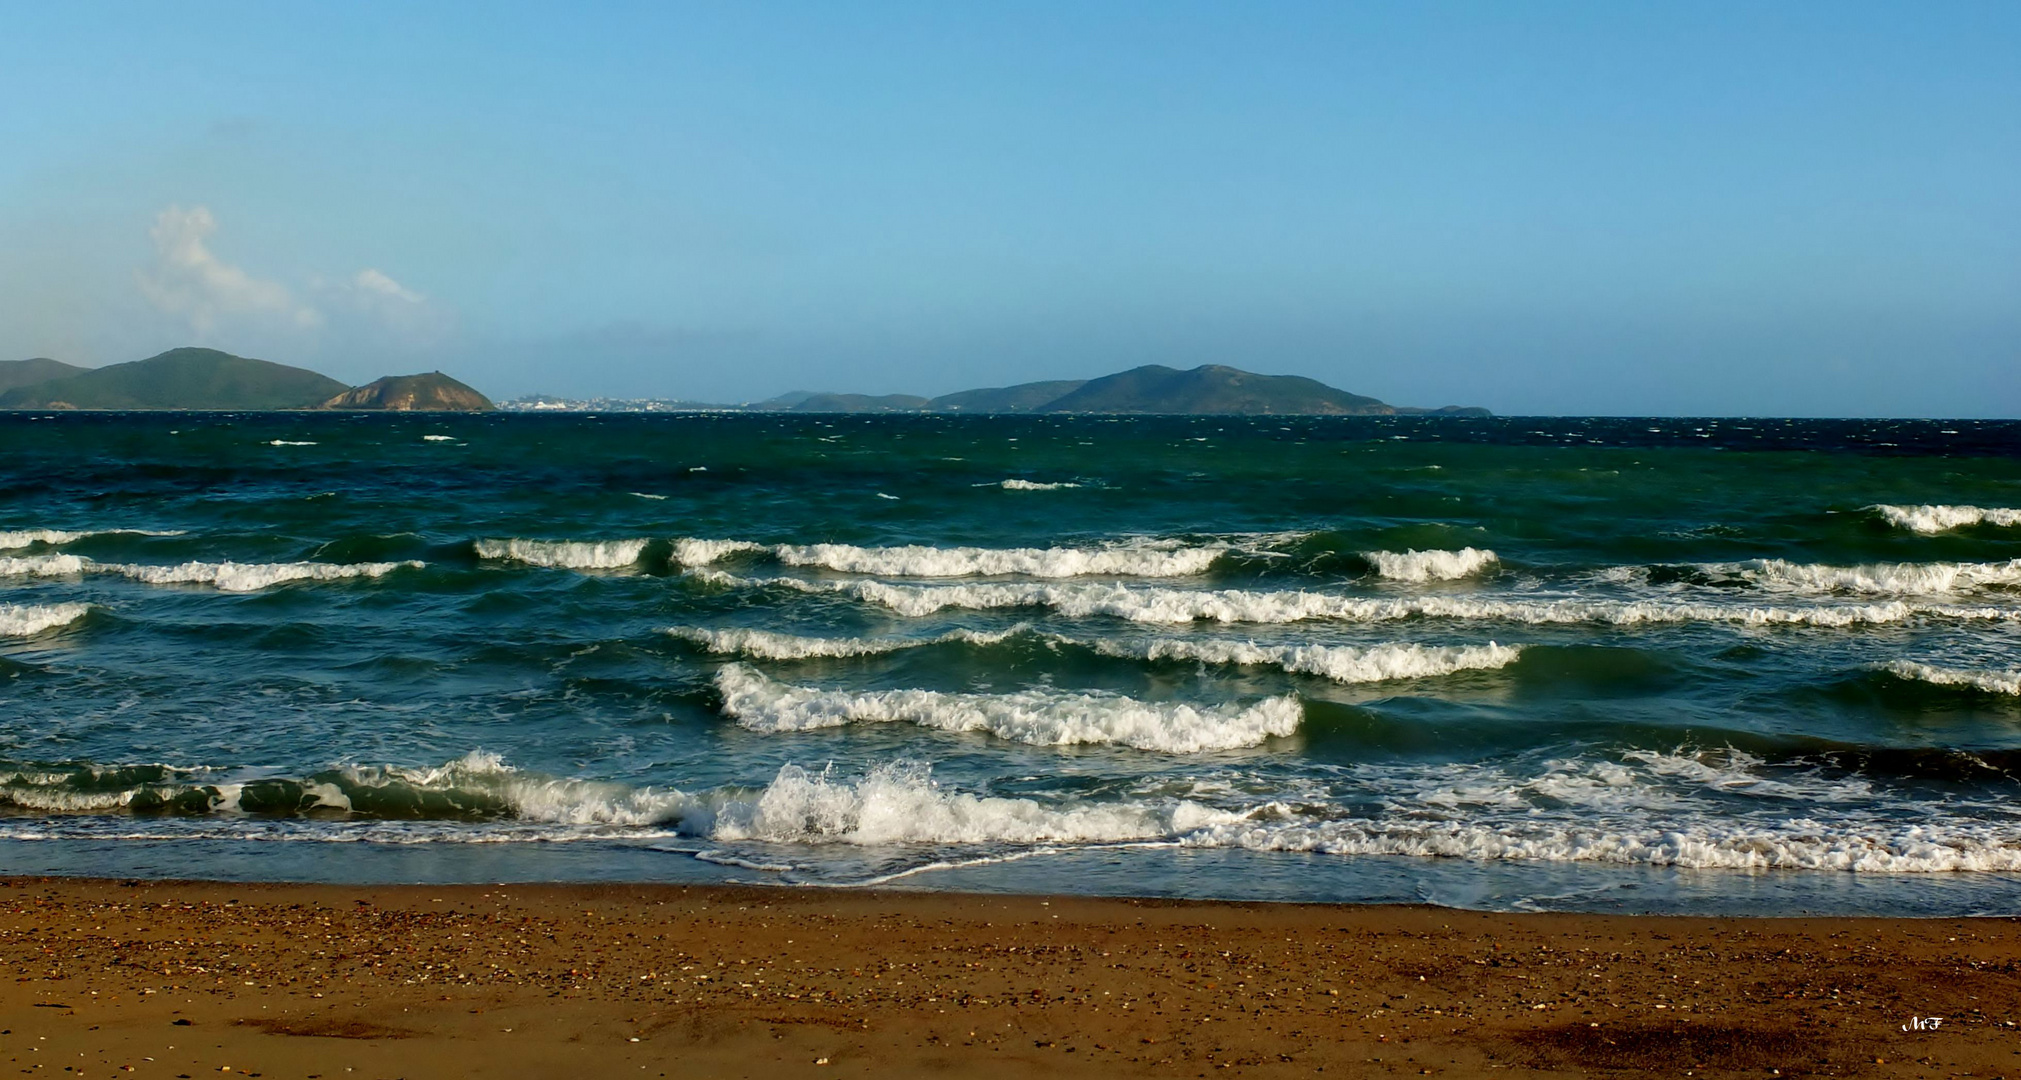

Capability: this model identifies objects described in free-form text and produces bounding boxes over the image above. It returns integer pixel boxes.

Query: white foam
[706,571,2021,627]
[1364,547,1499,582]
[700,762,1232,845]
[268,440,317,446]
[0,529,183,550]
[771,540,1224,578]
[676,537,1224,577]
[422,435,456,442]
[334,751,694,827]
[474,538,649,569]
[0,554,89,579]
[670,625,1022,659]
[671,538,767,566]
[1873,504,2021,534]
[714,664,1301,753]
[1707,558,2021,596]
[1092,638,1522,684]
[996,479,1081,491]
[0,553,419,592]
[0,602,91,637]
[1181,817,2021,872]
[1880,660,2021,696]
[105,559,423,592]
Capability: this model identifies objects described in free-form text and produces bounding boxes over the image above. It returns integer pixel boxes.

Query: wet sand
[0,877,2014,1078]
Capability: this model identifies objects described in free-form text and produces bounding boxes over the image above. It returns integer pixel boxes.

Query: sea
[1,411,2018,916]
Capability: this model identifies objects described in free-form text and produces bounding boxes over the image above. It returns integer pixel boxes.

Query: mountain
[0,358,89,394]
[787,392,933,413]
[764,365,1488,416]
[323,372,495,411]
[0,348,349,410]
[929,379,1088,413]
[1036,364,1395,415]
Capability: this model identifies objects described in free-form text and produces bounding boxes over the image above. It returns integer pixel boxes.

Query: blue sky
[2,2,2016,415]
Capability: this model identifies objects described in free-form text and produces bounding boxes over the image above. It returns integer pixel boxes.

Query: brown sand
[0,877,2014,1079]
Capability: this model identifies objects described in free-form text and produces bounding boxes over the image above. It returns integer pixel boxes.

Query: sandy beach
[0,878,2013,1078]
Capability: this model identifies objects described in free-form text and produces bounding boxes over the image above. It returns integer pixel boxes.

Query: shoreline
[1,876,2014,1078]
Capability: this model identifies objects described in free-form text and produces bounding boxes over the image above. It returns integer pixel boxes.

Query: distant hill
[1037,364,1393,415]
[0,358,89,395]
[930,380,1088,413]
[765,364,1489,416]
[787,393,933,413]
[323,372,495,411]
[0,348,349,410]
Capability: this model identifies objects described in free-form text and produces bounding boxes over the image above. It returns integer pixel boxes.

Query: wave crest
[715,663,1301,752]
[675,537,1224,577]
[1364,547,1499,582]
[701,570,2018,628]
[0,603,91,638]
[1708,558,2021,596]
[1879,660,2021,697]
[1096,638,1522,684]
[1872,504,2021,534]
[475,538,649,569]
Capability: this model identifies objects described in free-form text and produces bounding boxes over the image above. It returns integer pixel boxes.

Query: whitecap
[474,537,649,569]
[714,663,1301,753]
[0,528,184,550]
[1879,660,2021,696]
[1872,504,2021,534]
[675,538,1224,577]
[1091,638,1522,684]
[1703,557,2021,596]
[697,570,2021,627]
[1363,547,1499,582]
[0,602,91,637]
[669,625,1023,659]
[104,559,423,592]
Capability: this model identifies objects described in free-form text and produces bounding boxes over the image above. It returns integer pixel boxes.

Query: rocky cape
[0,349,494,411]
[754,364,1490,416]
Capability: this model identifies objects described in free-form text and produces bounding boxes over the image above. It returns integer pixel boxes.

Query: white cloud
[351,267,425,304]
[319,267,452,345]
[136,205,322,337]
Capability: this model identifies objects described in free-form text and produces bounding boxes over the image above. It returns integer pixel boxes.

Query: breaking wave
[5,750,2017,872]
[995,479,1081,491]
[107,560,422,592]
[0,528,183,550]
[1879,660,2021,697]
[1363,547,1499,582]
[697,570,2021,627]
[674,538,1225,577]
[670,625,1023,659]
[672,625,1519,685]
[474,537,650,569]
[714,663,1302,752]
[671,538,767,566]
[0,603,91,638]
[1090,638,1523,684]
[701,761,1221,845]
[1872,504,2021,534]
[1702,558,2021,596]
[0,554,421,592]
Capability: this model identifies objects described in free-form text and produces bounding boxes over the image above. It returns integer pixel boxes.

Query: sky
[1,2,2016,416]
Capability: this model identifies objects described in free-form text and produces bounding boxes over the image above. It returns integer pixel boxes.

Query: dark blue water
[1,412,2018,915]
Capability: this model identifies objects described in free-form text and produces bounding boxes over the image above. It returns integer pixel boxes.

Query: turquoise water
[1,412,2018,915]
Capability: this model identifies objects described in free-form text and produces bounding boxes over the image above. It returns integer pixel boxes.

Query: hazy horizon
[3,3,2016,417]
